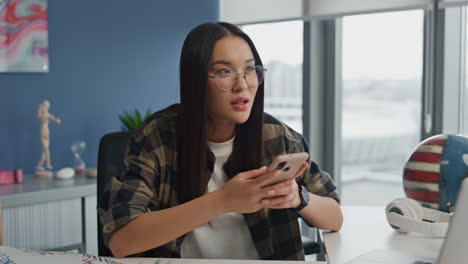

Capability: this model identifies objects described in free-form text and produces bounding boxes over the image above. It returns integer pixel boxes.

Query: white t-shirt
[180,137,260,259]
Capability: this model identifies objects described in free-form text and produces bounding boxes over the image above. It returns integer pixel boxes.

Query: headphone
[385,197,452,237]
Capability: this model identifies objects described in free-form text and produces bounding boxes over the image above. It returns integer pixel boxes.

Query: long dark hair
[178,22,265,203]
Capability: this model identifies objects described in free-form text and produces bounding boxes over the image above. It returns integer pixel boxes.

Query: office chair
[96,131,321,257]
[97,131,132,256]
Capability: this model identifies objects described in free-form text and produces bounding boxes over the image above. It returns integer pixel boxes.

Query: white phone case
[267,152,309,185]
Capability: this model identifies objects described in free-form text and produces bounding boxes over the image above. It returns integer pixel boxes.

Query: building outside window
[340,10,424,205]
[242,21,304,133]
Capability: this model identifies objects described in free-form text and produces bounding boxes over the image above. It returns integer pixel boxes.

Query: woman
[98,22,342,260]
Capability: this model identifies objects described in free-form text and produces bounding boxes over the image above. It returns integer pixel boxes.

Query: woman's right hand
[218,167,281,214]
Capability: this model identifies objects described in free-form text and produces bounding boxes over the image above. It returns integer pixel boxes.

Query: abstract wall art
[0,0,48,72]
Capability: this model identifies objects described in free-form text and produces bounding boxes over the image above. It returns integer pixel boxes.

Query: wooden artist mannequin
[36,100,61,172]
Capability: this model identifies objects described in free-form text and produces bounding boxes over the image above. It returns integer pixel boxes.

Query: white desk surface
[118,258,323,264]
[322,206,444,264]
[1,242,322,264]
[0,245,324,264]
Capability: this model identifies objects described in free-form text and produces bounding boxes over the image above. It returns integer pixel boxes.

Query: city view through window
[341,10,424,205]
[242,21,303,133]
[243,12,424,205]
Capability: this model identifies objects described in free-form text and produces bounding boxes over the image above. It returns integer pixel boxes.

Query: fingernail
[268,190,276,195]
[262,200,269,204]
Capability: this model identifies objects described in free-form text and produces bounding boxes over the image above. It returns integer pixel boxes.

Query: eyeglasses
[208,65,266,92]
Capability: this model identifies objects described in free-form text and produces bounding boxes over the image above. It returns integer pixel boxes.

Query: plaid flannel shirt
[98,104,339,260]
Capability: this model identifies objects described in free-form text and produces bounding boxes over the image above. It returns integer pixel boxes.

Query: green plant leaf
[119,108,151,132]
[145,109,151,119]
[135,109,142,124]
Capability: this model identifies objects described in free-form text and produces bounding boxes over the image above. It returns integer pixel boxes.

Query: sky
[242,21,303,66]
[242,10,424,80]
[342,10,424,80]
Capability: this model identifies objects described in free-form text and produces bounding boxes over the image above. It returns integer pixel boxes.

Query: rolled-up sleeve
[301,160,340,203]
[285,128,340,203]
[97,136,161,248]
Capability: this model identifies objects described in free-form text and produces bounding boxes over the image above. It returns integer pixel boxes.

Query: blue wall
[0,0,219,173]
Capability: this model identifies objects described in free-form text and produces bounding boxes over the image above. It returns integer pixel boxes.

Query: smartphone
[266,152,309,185]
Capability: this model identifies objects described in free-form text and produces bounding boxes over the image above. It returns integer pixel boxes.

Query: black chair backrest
[97,131,132,256]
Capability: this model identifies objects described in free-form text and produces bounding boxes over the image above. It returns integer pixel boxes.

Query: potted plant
[119,109,152,131]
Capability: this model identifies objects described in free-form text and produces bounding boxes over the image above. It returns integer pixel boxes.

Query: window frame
[434,6,467,135]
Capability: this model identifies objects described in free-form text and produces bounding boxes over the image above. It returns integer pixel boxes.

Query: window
[340,10,424,205]
[242,21,303,133]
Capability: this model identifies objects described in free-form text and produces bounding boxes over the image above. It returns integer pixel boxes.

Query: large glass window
[341,10,424,205]
[242,21,303,133]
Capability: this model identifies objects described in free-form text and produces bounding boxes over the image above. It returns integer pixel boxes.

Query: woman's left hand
[261,162,308,209]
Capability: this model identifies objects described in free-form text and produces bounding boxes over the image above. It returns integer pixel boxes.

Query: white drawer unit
[0,174,97,254]
[4,199,82,250]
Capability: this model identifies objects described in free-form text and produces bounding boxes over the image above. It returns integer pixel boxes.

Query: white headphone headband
[422,207,451,223]
[386,197,451,238]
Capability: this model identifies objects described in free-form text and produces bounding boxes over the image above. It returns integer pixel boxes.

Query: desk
[0,174,97,254]
[118,259,322,264]
[0,245,324,264]
[322,206,444,264]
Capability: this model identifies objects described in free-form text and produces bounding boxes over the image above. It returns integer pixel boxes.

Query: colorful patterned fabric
[0,246,123,264]
[98,104,340,260]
